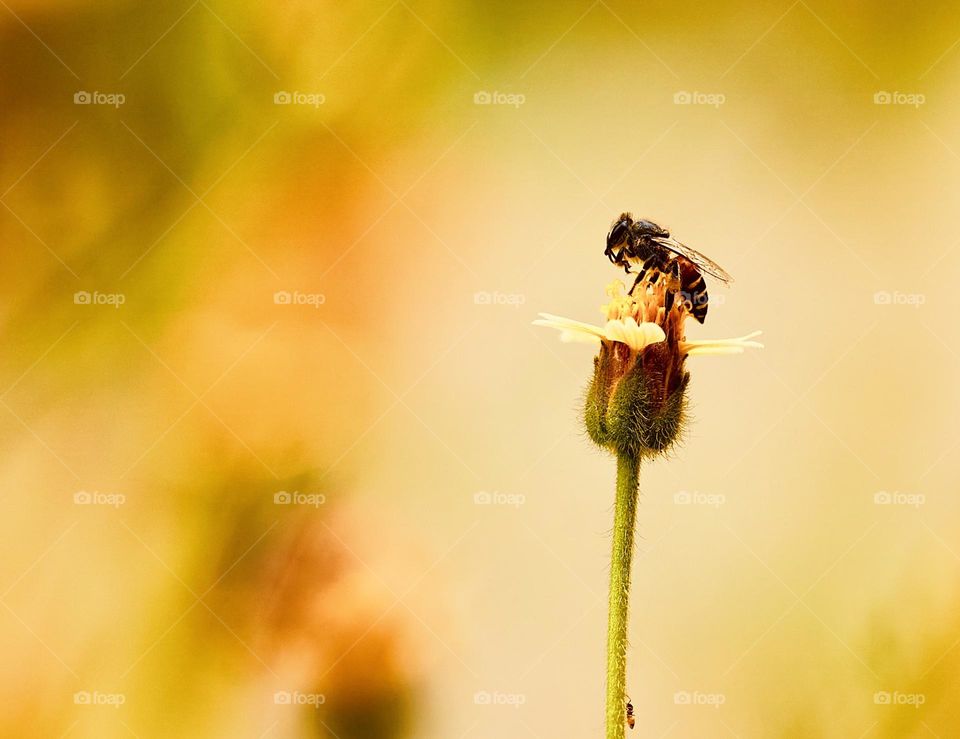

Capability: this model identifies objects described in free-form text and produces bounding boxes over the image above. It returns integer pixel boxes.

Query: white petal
[602,318,665,353]
[559,331,600,344]
[682,330,764,356]
[685,345,746,356]
[534,312,665,353]
[603,318,629,345]
[533,314,607,343]
[537,313,599,329]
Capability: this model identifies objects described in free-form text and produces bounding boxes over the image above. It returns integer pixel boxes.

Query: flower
[534,276,762,459]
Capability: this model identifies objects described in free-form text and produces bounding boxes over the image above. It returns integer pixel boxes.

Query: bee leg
[631,261,655,291]
[635,254,662,285]
[668,259,682,291]
[611,246,631,273]
[644,252,664,272]
[663,260,682,314]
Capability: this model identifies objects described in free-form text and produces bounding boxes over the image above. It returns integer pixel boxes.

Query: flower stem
[606,451,640,739]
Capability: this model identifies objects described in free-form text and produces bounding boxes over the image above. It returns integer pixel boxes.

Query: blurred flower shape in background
[257,509,424,739]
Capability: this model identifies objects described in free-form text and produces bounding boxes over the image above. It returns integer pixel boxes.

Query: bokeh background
[2,1,959,737]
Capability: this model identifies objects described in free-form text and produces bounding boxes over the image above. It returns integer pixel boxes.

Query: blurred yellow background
[1,1,959,737]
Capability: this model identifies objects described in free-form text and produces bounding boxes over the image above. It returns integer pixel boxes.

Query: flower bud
[581,277,691,459]
[535,271,762,459]
[585,335,689,460]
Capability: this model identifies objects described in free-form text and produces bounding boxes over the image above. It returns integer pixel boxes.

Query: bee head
[606,213,634,257]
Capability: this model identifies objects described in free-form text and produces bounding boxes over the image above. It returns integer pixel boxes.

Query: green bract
[585,340,688,460]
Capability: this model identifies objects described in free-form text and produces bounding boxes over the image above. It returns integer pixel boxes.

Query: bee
[604,213,733,324]
[626,698,635,730]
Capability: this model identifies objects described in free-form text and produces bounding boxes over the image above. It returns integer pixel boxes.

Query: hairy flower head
[535,274,761,459]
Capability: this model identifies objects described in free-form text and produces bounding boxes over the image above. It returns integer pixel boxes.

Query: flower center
[601,278,687,346]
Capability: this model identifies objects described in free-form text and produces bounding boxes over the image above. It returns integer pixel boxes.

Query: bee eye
[607,222,628,246]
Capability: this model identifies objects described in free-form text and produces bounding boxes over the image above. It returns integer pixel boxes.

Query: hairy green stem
[606,452,640,739]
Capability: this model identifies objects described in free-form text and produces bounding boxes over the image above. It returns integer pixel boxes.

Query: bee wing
[652,236,734,284]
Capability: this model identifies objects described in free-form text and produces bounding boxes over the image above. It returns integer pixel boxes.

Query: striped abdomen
[676,257,709,324]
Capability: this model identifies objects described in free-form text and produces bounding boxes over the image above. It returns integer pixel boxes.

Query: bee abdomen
[680,269,709,324]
